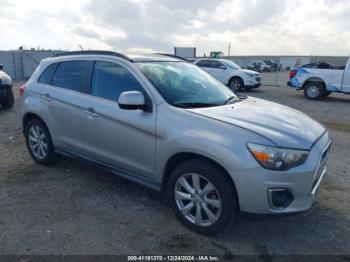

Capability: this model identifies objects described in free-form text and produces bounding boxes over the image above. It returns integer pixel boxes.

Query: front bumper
[233,131,331,214]
[246,83,261,89]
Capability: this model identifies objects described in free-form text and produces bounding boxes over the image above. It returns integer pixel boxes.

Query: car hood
[241,69,260,75]
[188,97,325,149]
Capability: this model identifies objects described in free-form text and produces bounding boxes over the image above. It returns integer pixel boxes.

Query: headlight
[247,143,309,170]
[244,72,255,78]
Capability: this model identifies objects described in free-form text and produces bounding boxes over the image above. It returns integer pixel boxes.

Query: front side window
[222,60,241,69]
[91,61,144,101]
[137,62,235,108]
[52,61,86,92]
[211,61,224,69]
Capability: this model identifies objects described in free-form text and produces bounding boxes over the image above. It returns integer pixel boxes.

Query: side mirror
[219,65,226,69]
[118,91,147,111]
[0,64,3,70]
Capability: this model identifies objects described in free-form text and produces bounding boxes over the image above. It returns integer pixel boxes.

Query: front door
[82,60,157,179]
[209,60,228,84]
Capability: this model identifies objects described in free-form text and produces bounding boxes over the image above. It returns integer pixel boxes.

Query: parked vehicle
[247,61,271,72]
[301,62,345,70]
[263,60,281,71]
[193,58,261,91]
[21,51,331,234]
[288,57,350,99]
[0,64,14,109]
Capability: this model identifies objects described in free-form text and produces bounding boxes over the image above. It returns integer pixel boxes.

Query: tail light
[289,69,297,79]
[19,84,26,97]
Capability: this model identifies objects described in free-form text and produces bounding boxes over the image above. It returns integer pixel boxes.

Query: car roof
[49,51,186,63]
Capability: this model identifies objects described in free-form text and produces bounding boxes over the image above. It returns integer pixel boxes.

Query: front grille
[256,77,261,81]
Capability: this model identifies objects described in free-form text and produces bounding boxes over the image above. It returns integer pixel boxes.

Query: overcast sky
[0,0,349,56]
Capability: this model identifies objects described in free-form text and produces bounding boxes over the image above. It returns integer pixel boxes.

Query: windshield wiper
[223,94,247,105]
[173,102,220,108]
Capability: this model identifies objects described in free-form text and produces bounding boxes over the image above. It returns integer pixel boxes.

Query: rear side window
[52,61,86,92]
[91,61,144,101]
[38,63,56,84]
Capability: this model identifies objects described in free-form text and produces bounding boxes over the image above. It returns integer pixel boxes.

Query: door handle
[84,107,98,118]
[41,93,52,101]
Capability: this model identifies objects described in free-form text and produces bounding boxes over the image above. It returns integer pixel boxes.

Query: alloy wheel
[28,125,48,160]
[230,79,242,91]
[174,173,222,227]
[307,85,320,98]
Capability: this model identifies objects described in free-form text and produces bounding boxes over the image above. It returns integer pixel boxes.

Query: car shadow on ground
[57,157,350,253]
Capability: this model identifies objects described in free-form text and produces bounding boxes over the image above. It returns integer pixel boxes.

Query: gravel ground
[0,73,349,256]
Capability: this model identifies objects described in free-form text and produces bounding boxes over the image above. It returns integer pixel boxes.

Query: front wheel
[229,77,244,92]
[304,82,324,99]
[168,159,238,235]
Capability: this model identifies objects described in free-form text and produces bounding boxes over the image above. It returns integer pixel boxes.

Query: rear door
[44,60,89,155]
[82,60,157,179]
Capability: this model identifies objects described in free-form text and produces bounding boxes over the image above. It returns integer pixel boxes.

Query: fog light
[268,189,294,209]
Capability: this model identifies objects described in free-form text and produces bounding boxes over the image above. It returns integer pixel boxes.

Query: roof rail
[155,53,189,62]
[52,50,133,62]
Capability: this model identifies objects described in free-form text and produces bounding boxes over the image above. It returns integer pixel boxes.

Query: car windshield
[136,62,236,108]
[222,60,241,69]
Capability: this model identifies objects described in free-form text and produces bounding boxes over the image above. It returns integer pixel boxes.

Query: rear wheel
[1,91,14,109]
[25,118,57,165]
[304,82,324,99]
[168,159,238,235]
[229,77,244,92]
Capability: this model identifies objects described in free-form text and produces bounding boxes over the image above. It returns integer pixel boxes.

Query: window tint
[52,61,86,92]
[211,61,224,69]
[92,61,144,101]
[196,60,212,67]
[38,63,56,84]
[317,63,330,69]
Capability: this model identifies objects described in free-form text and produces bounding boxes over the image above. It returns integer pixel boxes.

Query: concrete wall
[0,50,60,79]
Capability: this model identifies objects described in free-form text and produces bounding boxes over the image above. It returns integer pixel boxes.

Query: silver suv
[20,51,331,234]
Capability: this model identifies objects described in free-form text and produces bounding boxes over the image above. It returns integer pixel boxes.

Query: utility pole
[228,43,231,56]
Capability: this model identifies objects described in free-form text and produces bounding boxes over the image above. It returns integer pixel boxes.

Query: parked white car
[247,61,271,72]
[193,59,261,91]
[288,57,350,99]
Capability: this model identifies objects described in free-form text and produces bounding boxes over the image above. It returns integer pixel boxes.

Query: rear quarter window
[38,63,56,84]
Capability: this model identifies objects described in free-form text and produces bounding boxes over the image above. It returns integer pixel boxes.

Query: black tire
[1,91,14,109]
[167,159,238,235]
[304,82,324,99]
[229,77,244,92]
[323,91,331,97]
[25,118,57,165]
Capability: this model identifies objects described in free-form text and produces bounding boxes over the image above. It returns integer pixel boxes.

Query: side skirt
[55,148,162,192]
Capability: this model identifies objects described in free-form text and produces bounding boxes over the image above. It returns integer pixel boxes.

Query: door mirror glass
[0,64,3,70]
[118,91,146,110]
